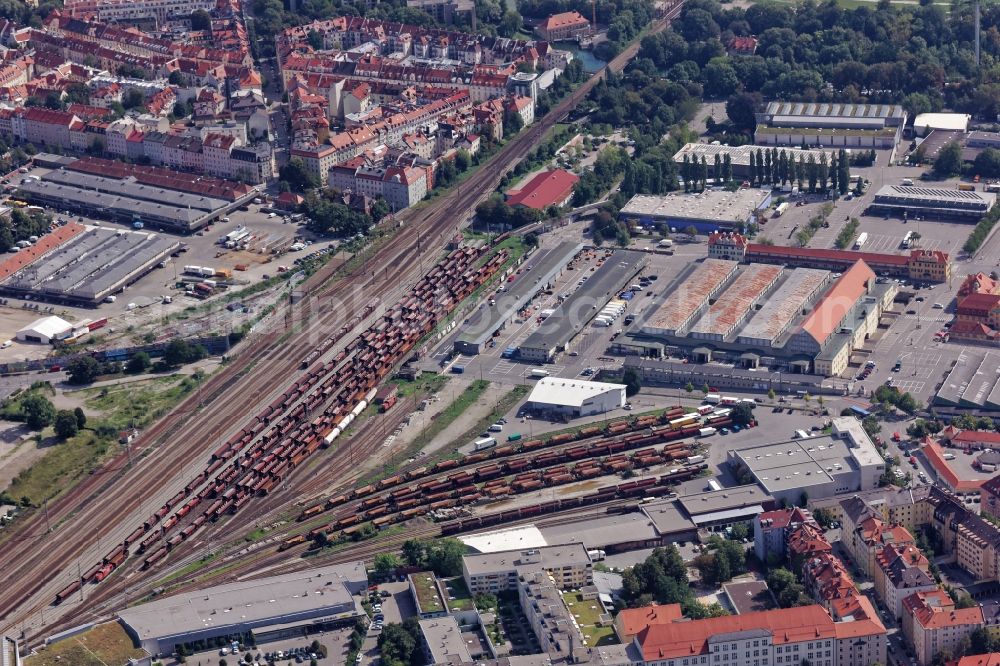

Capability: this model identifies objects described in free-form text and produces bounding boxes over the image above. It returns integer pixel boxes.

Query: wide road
[0,4,682,642]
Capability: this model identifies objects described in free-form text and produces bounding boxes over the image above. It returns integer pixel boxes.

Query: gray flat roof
[873,185,997,207]
[2,227,179,300]
[622,357,829,388]
[19,179,213,226]
[937,351,986,406]
[419,617,473,664]
[118,562,366,645]
[43,169,230,212]
[678,484,772,517]
[672,144,833,168]
[640,499,697,535]
[723,581,775,615]
[455,241,581,347]
[960,353,1000,407]
[520,250,646,354]
[539,512,659,549]
[620,191,769,224]
[462,542,590,576]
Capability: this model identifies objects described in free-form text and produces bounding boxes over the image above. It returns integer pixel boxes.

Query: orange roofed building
[633,603,886,666]
[902,589,984,666]
[535,11,590,41]
[614,603,682,643]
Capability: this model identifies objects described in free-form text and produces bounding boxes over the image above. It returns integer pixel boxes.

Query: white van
[1,340,11,349]
[488,423,503,433]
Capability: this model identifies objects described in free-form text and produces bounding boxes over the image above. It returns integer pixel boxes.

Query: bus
[901,231,914,249]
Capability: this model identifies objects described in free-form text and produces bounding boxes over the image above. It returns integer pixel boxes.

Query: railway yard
[0,9,687,649]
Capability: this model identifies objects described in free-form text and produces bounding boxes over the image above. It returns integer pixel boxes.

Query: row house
[6,107,82,150]
[328,158,429,211]
[802,552,857,612]
[841,503,915,578]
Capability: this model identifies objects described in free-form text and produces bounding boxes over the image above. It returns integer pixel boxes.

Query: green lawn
[411,572,445,614]
[443,577,475,612]
[25,621,144,666]
[6,431,110,506]
[562,592,618,647]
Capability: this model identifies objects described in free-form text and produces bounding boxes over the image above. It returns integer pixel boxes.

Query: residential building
[873,543,936,619]
[902,589,984,666]
[632,603,886,666]
[461,543,592,594]
[614,604,682,643]
[753,508,814,562]
[535,11,590,41]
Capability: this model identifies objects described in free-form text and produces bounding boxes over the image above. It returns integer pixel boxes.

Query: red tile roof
[923,440,986,493]
[800,260,875,344]
[637,606,839,661]
[748,243,910,267]
[948,654,1000,666]
[505,168,579,210]
[615,603,682,638]
[0,222,85,281]
[957,292,1000,314]
[539,11,590,31]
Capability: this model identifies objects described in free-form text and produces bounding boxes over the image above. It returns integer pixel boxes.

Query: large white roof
[526,376,625,407]
[914,113,970,132]
[18,315,72,338]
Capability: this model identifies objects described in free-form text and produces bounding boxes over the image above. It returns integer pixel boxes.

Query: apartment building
[841,507,915,578]
[902,589,984,666]
[461,543,592,594]
[633,603,886,666]
[535,11,590,41]
[873,543,936,619]
[754,508,814,562]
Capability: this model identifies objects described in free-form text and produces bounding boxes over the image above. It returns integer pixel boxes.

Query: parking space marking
[894,380,925,393]
[491,361,517,375]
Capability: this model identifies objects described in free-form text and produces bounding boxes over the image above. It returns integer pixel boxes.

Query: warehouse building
[15,316,73,344]
[505,169,579,210]
[641,259,738,337]
[754,102,906,149]
[868,185,996,222]
[672,143,834,179]
[0,224,180,307]
[630,257,895,376]
[913,113,970,137]
[688,263,783,342]
[18,168,250,233]
[524,376,626,417]
[935,350,1000,413]
[118,562,367,657]
[518,250,645,362]
[726,417,884,504]
[453,241,581,355]
[618,189,771,235]
[616,357,831,396]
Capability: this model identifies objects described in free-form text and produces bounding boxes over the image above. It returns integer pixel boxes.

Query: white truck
[698,427,717,437]
[773,202,790,217]
[474,436,497,451]
[704,393,722,404]
[853,232,868,250]
[529,369,550,378]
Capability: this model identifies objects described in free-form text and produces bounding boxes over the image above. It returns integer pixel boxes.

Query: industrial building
[0,223,180,307]
[709,232,954,284]
[912,113,970,136]
[15,316,74,344]
[504,169,580,210]
[117,562,367,657]
[452,241,581,355]
[17,167,253,233]
[618,190,771,234]
[524,376,626,417]
[517,249,645,363]
[754,102,906,149]
[935,350,1000,413]
[725,417,884,504]
[616,357,832,396]
[868,185,997,222]
[632,253,894,376]
[672,143,834,179]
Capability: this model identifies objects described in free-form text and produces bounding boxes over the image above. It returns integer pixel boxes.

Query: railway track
[0,5,686,643]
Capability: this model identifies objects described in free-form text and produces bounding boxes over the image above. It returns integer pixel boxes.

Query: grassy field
[4,376,199,505]
[25,621,144,666]
[562,592,618,647]
[443,577,475,612]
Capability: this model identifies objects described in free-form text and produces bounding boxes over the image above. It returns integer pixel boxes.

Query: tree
[279,158,319,193]
[725,93,760,137]
[767,388,776,400]
[163,338,205,367]
[378,619,422,665]
[67,356,102,385]
[126,351,151,374]
[685,381,694,393]
[622,368,641,397]
[862,415,882,440]
[22,393,55,430]
[933,142,963,177]
[731,402,754,424]
[74,406,87,429]
[974,148,1000,178]
[54,410,79,439]
[168,70,184,86]
[122,88,145,110]
[374,552,400,577]
[190,9,212,30]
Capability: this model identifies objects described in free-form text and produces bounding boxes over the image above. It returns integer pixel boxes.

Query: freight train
[55,247,509,605]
